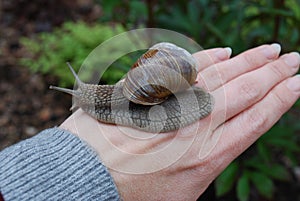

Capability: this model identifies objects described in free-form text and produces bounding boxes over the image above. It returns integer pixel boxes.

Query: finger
[193,47,232,71]
[211,74,300,170]
[197,44,281,91]
[211,52,300,127]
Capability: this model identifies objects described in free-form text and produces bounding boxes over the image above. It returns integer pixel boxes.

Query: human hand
[60,44,300,200]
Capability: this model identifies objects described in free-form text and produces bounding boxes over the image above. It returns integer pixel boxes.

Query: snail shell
[122,42,198,105]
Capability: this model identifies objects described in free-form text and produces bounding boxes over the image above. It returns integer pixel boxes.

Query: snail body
[50,42,213,133]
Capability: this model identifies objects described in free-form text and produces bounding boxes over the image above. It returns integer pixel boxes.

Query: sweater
[0,128,120,201]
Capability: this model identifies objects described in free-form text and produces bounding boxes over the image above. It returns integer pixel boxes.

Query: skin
[60,44,300,200]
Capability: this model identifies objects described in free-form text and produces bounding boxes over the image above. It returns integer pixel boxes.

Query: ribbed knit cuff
[0,128,120,201]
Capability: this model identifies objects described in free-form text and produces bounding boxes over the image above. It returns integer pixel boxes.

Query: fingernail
[283,52,300,68]
[286,75,300,93]
[262,43,281,59]
[215,47,232,60]
[224,47,232,57]
[271,43,281,55]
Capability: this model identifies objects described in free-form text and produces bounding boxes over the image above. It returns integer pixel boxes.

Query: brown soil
[0,0,100,150]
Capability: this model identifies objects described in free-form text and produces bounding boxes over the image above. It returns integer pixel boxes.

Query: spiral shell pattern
[122,42,198,105]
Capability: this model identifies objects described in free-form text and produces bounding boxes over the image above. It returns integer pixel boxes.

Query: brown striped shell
[122,42,198,105]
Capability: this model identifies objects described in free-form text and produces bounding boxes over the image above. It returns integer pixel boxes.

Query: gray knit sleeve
[0,128,120,201]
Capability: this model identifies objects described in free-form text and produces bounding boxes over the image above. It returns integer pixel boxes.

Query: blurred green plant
[155,0,300,52]
[20,21,131,86]
[215,123,300,200]
[99,0,300,53]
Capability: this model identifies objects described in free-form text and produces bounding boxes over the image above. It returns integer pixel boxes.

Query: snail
[50,42,214,133]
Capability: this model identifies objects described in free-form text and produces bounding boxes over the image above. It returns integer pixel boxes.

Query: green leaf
[295,99,300,107]
[249,171,274,199]
[266,138,300,152]
[262,125,293,139]
[264,164,290,181]
[19,21,127,86]
[256,141,271,163]
[215,162,239,197]
[245,157,290,181]
[286,0,300,20]
[236,173,250,201]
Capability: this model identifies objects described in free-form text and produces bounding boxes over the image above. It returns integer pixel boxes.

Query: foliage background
[2,0,300,201]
